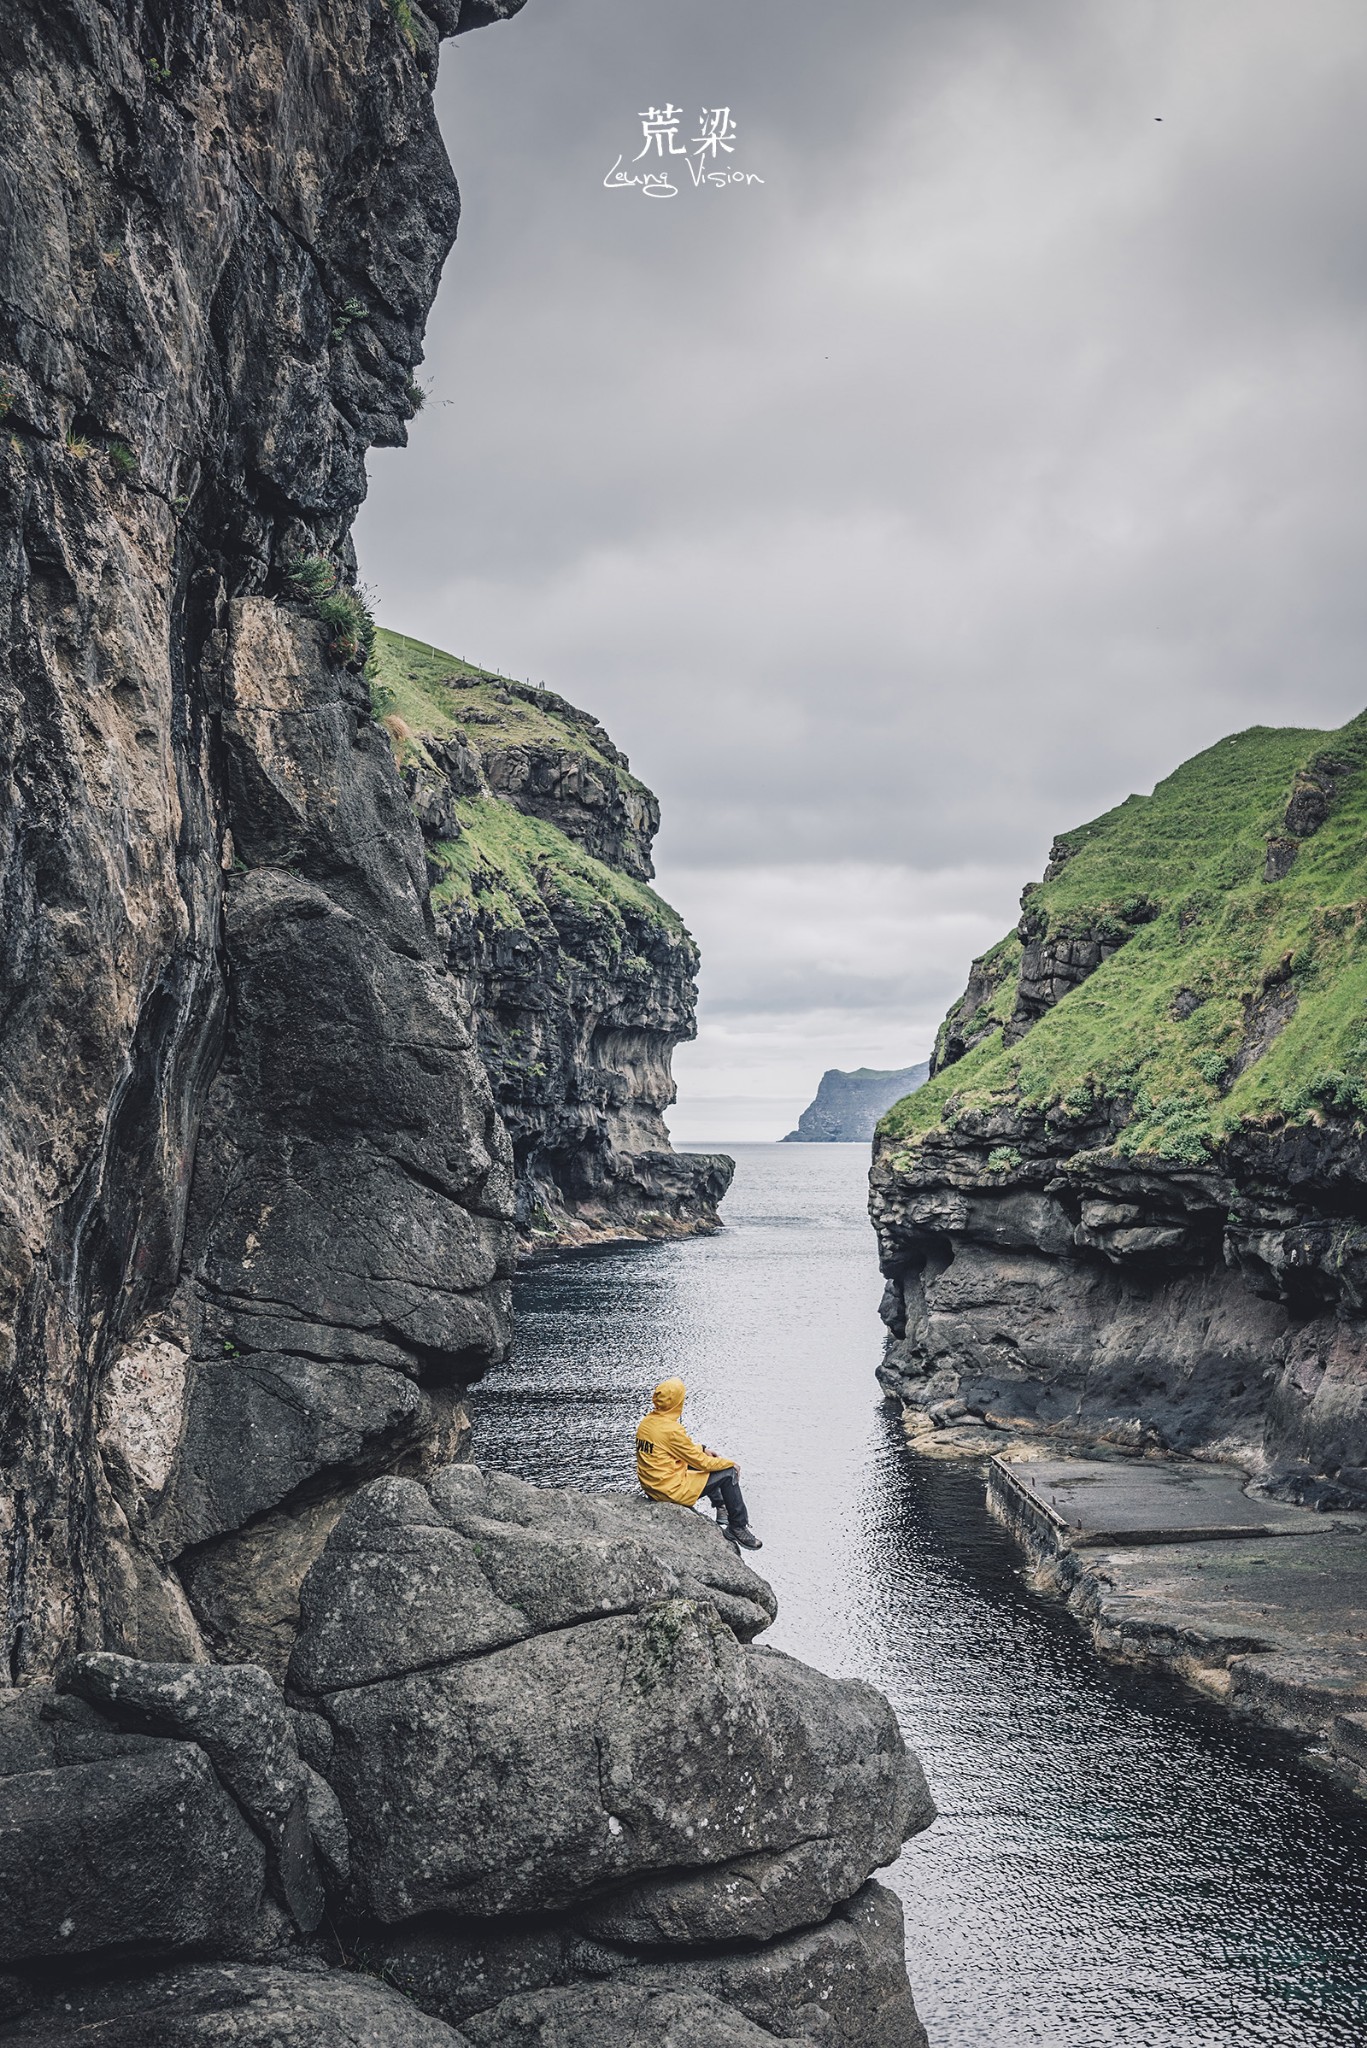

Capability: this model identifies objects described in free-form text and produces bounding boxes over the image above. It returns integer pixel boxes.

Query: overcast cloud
[356,0,1367,1140]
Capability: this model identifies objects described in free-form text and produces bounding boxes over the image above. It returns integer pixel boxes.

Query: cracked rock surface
[0,1474,933,2046]
[0,1964,471,2047]
[290,1469,928,1933]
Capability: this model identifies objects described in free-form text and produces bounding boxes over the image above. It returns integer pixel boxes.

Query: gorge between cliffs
[4,2,1367,2045]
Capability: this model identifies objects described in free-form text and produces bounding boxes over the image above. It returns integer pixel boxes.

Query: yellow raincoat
[635,1378,734,1507]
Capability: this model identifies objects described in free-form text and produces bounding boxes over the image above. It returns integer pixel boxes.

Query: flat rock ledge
[979,1445,1367,1794]
[0,1469,933,2046]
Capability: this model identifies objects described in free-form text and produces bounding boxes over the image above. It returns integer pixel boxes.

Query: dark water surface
[468,1144,1367,2047]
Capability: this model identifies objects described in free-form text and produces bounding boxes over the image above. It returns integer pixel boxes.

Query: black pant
[702,1467,749,1527]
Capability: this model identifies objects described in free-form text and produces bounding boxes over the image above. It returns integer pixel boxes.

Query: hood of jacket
[651,1377,686,1414]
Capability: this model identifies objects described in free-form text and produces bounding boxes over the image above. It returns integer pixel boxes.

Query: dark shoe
[724,1523,763,1551]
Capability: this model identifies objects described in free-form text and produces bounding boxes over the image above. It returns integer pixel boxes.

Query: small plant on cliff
[0,373,14,423]
[985,1146,1023,1174]
[387,0,419,52]
[404,376,426,413]
[1193,1048,1230,1088]
[146,56,172,90]
[282,553,339,602]
[1281,1068,1367,1123]
[330,296,369,342]
[278,552,375,666]
[316,586,377,667]
[106,439,137,482]
[1113,1090,1212,1166]
[63,425,92,459]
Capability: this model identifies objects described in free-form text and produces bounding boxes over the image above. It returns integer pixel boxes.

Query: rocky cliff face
[784,1065,930,1144]
[372,631,733,1248]
[0,7,924,2040]
[0,0,527,1685]
[872,714,1367,1506]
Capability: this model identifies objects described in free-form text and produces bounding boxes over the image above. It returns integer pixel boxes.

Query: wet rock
[992,1471,1367,1785]
[0,1964,468,2047]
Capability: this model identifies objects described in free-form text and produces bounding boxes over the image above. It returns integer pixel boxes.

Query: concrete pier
[981,1448,1367,1795]
[988,1455,1341,1550]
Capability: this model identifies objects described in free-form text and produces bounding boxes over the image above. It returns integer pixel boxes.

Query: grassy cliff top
[881,709,1367,1164]
[429,796,684,941]
[369,627,647,791]
[370,628,683,945]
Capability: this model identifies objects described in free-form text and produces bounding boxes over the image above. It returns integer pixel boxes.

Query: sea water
[468,1142,1367,2048]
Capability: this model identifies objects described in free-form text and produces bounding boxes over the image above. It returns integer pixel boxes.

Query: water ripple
[470,1144,1367,2047]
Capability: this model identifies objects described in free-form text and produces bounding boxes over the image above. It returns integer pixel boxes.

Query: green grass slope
[369,626,683,947]
[370,628,643,779]
[881,711,1367,1164]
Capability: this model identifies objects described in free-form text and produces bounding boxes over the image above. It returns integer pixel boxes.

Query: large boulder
[288,1465,776,1693]
[289,1468,928,1938]
[321,1603,920,1924]
[0,1693,265,1968]
[0,1963,468,2046]
[371,1882,925,2048]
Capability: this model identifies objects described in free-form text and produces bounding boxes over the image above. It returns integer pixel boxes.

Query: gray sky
[357,0,1367,1141]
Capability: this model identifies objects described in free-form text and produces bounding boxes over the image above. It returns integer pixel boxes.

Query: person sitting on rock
[634,1377,762,1550]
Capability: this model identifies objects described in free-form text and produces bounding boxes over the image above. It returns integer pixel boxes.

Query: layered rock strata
[872,714,1367,1502]
[0,1470,933,2046]
[371,632,733,1248]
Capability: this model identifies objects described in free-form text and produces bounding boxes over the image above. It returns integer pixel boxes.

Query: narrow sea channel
[468,1143,1367,2047]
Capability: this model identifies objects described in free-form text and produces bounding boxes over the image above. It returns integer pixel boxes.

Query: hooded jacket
[635,1378,734,1507]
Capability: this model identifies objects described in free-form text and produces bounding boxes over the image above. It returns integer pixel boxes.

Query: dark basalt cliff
[871,714,1367,1506]
[372,632,733,1249]
[1,0,526,1691]
[0,6,925,2042]
[783,1065,929,1144]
